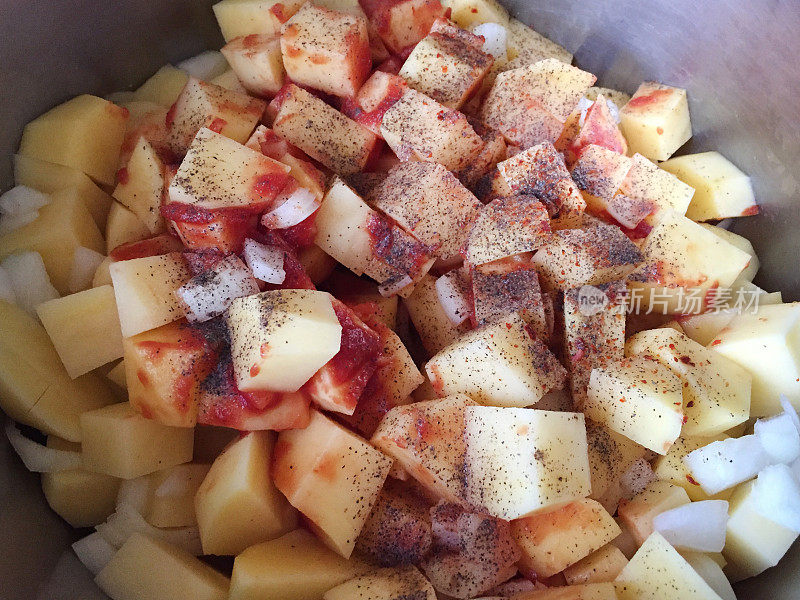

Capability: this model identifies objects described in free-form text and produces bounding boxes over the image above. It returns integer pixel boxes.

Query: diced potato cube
[105,202,149,253]
[456,116,508,188]
[503,18,573,70]
[0,300,116,442]
[371,162,483,262]
[360,0,447,54]
[81,402,194,479]
[146,463,210,528]
[112,137,165,234]
[615,532,722,600]
[709,302,800,416]
[213,0,305,41]
[371,395,474,504]
[106,360,127,389]
[532,224,643,290]
[14,153,112,229]
[281,4,371,98]
[700,224,758,285]
[399,18,493,109]
[464,406,591,519]
[133,65,190,106]
[195,431,297,555]
[221,34,285,97]
[652,434,731,502]
[585,87,631,109]
[618,154,695,224]
[273,410,392,557]
[229,529,371,600]
[167,78,266,155]
[210,68,248,93]
[0,189,104,294]
[585,419,647,513]
[18,94,128,186]
[617,480,690,547]
[274,84,378,174]
[403,274,469,354]
[515,583,618,600]
[661,151,758,221]
[169,127,290,211]
[41,436,121,528]
[426,313,567,407]
[722,479,800,582]
[36,285,124,379]
[381,88,484,171]
[559,97,628,166]
[564,544,629,585]
[227,290,342,393]
[95,533,229,600]
[619,82,692,162]
[570,145,633,209]
[324,566,436,600]
[585,356,683,455]
[512,498,621,577]
[110,252,192,337]
[448,0,508,27]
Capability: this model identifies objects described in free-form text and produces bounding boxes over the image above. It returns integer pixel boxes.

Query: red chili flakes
[686,474,700,486]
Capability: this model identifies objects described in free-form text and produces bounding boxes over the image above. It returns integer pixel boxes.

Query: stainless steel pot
[1,0,798,597]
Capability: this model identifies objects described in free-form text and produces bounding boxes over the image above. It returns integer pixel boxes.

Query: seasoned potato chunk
[221,34,285,96]
[569,145,632,211]
[617,153,695,225]
[212,0,305,42]
[617,480,690,547]
[113,137,166,234]
[564,544,629,586]
[503,18,573,71]
[360,0,447,54]
[324,566,436,600]
[559,96,628,166]
[403,274,469,355]
[448,0,509,28]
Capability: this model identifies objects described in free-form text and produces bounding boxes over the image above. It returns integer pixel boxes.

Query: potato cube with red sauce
[360,0,448,54]
[212,0,305,42]
[340,70,408,137]
[221,34,285,97]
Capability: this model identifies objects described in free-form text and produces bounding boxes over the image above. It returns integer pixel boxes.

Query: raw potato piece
[360,0,447,54]
[615,532,723,600]
[617,480,690,547]
[515,584,618,600]
[221,34,285,96]
[625,328,750,436]
[448,0,509,28]
[503,18,573,70]
[80,402,194,479]
[464,406,591,519]
[133,65,189,106]
[563,544,629,585]
[146,463,211,528]
[619,82,692,162]
[18,94,128,187]
[195,431,297,555]
[380,89,484,172]
[213,0,305,41]
[229,529,371,600]
[324,566,436,600]
[113,137,165,234]
[371,395,474,505]
[273,84,378,174]
[512,498,621,577]
[425,313,567,407]
[95,533,229,600]
[106,201,151,253]
[273,410,392,557]
[36,285,124,378]
[585,356,683,455]
[586,419,648,513]
[661,151,758,220]
[700,224,759,285]
[569,145,632,210]
[651,434,731,502]
[109,252,192,337]
[617,153,695,225]
[227,290,342,393]
[403,274,469,355]
[281,4,371,98]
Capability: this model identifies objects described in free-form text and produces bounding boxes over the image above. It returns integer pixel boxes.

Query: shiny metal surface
[1,0,799,598]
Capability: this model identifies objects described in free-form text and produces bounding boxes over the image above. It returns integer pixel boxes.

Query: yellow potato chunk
[700,224,758,285]
[425,313,567,408]
[273,410,392,557]
[585,356,683,455]
[81,402,194,479]
[221,34,285,96]
[133,65,189,107]
[229,529,371,600]
[210,68,249,93]
[106,360,127,389]
[213,0,305,42]
[617,153,695,224]
[403,274,469,355]
[709,302,800,416]
[515,583,618,600]
[145,463,210,528]
[617,480,690,547]
[585,419,647,513]
[448,0,509,27]
[615,532,722,600]
[652,434,731,502]
[112,137,165,234]
[503,18,573,70]
[324,566,436,600]
[227,289,342,393]
[41,436,121,528]
[464,406,591,519]
[18,94,128,186]
[512,498,621,577]
[0,300,116,442]
[14,153,112,229]
[95,532,229,600]
[619,82,691,162]
[564,544,629,585]
[105,201,151,253]
[36,285,124,379]
[0,188,104,294]
[110,252,192,338]
[195,431,297,555]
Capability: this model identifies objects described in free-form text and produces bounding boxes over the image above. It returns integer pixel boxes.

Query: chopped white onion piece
[751,463,800,532]
[605,99,621,123]
[0,211,39,235]
[576,96,593,127]
[67,247,106,293]
[261,188,320,230]
[435,271,471,326]
[755,412,800,464]
[177,50,229,81]
[175,254,260,322]
[116,475,153,513]
[653,500,729,552]
[243,238,286,284]
[471,23,508,62]
[96,504,203,555]
[619,457,656,500]
[780,395,800,434]
[684,434,770,495]
[0,185,49,215]
[0,265,17,304]
[379,274,413,298]
[72,532,116,576]
[1,251,59,316]
[5,421,82,472]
